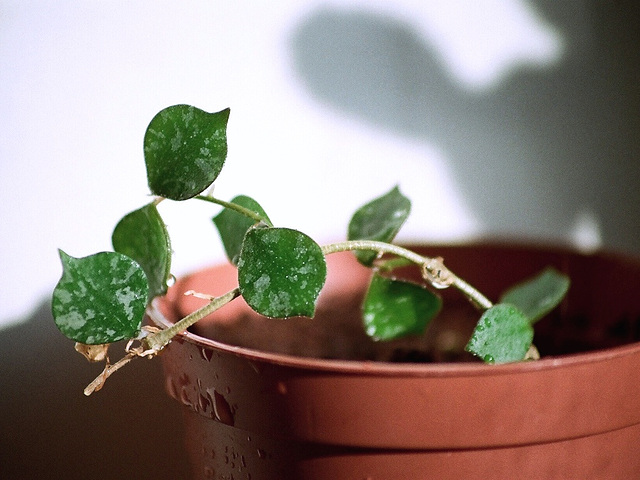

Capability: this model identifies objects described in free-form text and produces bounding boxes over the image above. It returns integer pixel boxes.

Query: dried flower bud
[74,342,109,362]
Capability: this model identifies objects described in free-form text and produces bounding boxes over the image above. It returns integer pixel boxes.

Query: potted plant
[52,105,640,479]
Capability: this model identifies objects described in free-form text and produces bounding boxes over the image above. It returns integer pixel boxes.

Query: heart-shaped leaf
[52,251,148,344]
[112,202,172,299]
[213,195,271,265]
[465,304,533,364]
[348,186,411,265]
[144,105,230,200]
[500,267,570,324]
[363,273,442,340]
[237,227,327,318]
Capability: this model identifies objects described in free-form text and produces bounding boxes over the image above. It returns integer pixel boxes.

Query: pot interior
[160,242,640,363]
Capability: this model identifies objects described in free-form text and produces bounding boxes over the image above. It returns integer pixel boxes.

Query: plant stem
[195,195,274,227]
[450,276,493,310]
[374,256,413,272]
[321,240,493,310]
[322,240,427,265]
[84,352,137,396]
[143,287,241,352]
[82,289,240,395]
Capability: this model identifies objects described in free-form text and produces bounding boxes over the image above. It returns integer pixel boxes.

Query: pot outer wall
[149,242,640,479]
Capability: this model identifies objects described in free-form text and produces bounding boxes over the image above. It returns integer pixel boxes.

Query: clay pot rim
[148,300,640,378]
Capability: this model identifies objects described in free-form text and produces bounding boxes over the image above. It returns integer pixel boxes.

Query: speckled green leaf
[52,251,148,344]
[363,273,441,341]
[237,227,327,318]
[112,202,172,299]
[465,304,533,364]
[348,186,411,265]
[500,267,570,324]
[144,105,230,200]
[213,195,271,265]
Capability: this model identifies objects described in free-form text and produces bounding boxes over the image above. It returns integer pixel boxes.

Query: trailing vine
[51,104,570,394]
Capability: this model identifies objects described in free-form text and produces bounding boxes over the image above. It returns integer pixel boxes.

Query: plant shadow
[288,2,640,253]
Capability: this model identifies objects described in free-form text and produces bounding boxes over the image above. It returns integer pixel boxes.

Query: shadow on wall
[0,300,189,480]
[288,1,640,254]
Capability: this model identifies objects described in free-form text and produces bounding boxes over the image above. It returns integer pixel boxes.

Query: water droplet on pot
[180,386,193,408]
[165,376,178,400]
[203,466,215,478]
[207,387,235,426]
[198,393,211,413]
[200,347,214,362]
[257,448,267,459]
[248,361,262,374]
[178,372,190,386]
[277,381,287,395]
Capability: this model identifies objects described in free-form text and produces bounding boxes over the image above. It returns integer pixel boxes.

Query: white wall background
[2,1,638,329]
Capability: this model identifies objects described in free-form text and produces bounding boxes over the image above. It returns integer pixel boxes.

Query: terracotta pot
[149,242,640,479]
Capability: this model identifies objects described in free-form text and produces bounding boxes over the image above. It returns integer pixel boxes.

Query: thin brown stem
[84,352,137,396]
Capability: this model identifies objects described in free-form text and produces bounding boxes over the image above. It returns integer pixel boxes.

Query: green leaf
[500,267,570,324]
[362,273,441,341]
[144,105,230,200]
[112,202,172,299]
[213,195,271,265]
[465,304,533,364]
[348,186,411,265]
[52,251,148,344]
[237,227,327,318]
